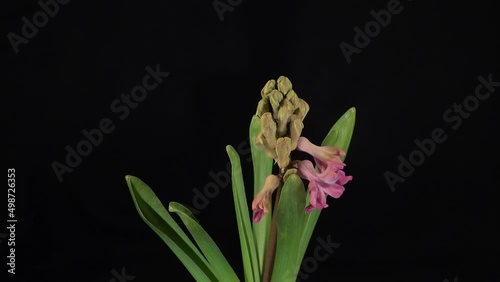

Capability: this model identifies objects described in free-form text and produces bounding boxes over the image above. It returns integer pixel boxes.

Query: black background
[3,1,500,281]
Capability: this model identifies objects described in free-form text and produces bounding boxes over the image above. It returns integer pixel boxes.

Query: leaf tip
[226,145,236,155]
[125,175,135,188]
[168,201,182,212]
[167,202,175,212]
[344,107,356,120]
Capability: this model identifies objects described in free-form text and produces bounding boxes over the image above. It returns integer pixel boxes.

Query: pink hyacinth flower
[296,137,352,213]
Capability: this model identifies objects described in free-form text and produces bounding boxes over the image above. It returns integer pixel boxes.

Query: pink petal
[305,205,315,213]
[253,209,264,223]
[317,168,340,184]
[308,181,328,210]
[320,183,345,199]
[297,160,317,181]
[327,159,346,169]
[336,170,353,185]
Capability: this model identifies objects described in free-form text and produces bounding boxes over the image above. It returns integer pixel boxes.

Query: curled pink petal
[305,205,315,213]
[336,170,353,186]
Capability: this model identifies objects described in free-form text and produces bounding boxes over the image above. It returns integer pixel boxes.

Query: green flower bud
[268,90,284,119]
[285,89,299,109]
[256,98,270,117]
[277,99,294,137]
[294,98,310,121]
[261,79,276,98]
[277,76,292,95]
[289,115,304,150]
[276,137,292,169]
[261,112,277,150]
[255,132,277,159]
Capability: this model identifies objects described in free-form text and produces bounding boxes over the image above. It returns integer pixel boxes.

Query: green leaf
[271,174,307,282]
[125,175,218,282]
[249,115,273,277]
[226,145,261,282]
[168,202,240,282]
[296,107,356,270]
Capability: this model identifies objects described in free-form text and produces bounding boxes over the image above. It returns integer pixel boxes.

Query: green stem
[262,180,283,282]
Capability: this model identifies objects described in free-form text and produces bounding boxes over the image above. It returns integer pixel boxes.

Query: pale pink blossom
[252,175,280,222]
[297,137,345,171]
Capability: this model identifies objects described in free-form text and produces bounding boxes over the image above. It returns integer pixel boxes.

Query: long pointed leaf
[168,202,240,282]
[249,115,273,277]
[226,145,260,282]
[271,174,307,282]
[125,175,218,282]
[297,107,356,268]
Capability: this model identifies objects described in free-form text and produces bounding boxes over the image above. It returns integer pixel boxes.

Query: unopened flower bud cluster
[255,76,309,170]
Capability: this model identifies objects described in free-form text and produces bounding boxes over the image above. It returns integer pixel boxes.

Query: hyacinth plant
[125,76,355,282]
